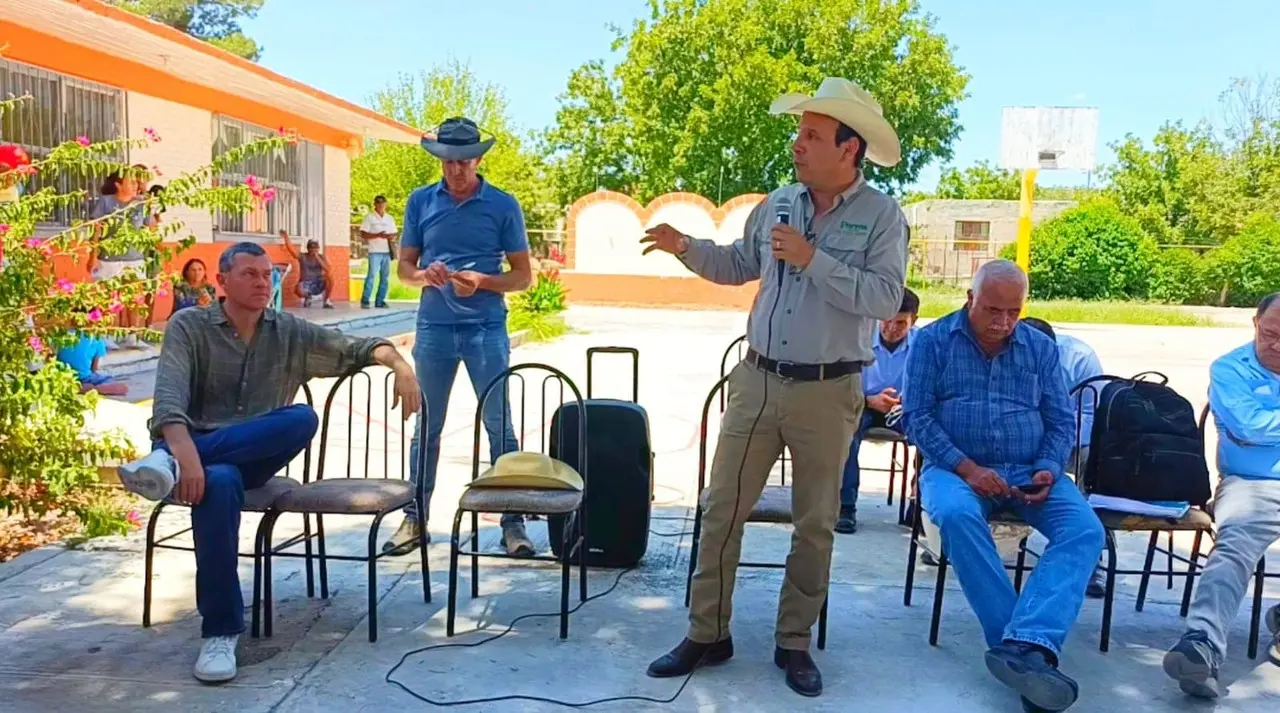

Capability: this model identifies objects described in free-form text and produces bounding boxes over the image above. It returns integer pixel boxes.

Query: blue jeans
[361,252,391,306]
[407,323,521,525]
[840,410,900,508]
[920,464,1105,654]
[155,405,318,638]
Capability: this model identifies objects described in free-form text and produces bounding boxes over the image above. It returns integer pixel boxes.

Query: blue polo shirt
[863,326,916,397]
[56,331,107,380]
[400,177,529,326]
[1209,342,1280,481]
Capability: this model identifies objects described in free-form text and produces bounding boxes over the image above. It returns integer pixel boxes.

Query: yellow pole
[1016,168,1038,316]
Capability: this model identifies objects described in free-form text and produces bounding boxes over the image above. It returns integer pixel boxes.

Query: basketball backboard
[999,106,1099,171]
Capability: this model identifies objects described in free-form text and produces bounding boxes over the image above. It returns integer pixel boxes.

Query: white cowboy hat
[769,77,902,168]
[469,451,583,491]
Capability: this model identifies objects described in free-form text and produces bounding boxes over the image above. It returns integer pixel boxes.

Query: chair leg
[818,596,828,650]
[1166,530,1175,590]
[416,502,431,604]
[577,511,588,603]
[904,506,921,607]
[1135,531,1159,613]
[142,504,163,628]
[470,511,480,599]
[303,513,315,599]
[251,514,272,639]
[317,513,330,599]
[447,509,463,637]
[367,513,386,643]
[684,507,702,608]
[1013,536,1028,594]
[929,554,948,646]
[1179,530,1204,618]
[897,446,911,526]
[560,535,571,640]
[262,512,280,638]
[1248,557,1266,660]
[887,442,897,506]
[1100,531,1118,653]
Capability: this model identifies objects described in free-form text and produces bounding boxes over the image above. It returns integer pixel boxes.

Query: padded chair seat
[699,485,793,524]
[1095,507,1214,532]
[864,427,906,443]
[272,478,414,514]
[458,487,583,515]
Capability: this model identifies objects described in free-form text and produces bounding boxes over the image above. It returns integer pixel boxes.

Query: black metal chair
[446,363,589,640]
[1131,402,1275,660]
[141,385,316,638]
[258,367,431,642]
[684,371,829,649]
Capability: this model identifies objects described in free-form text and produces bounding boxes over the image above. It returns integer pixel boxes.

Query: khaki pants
[687,360,862,650]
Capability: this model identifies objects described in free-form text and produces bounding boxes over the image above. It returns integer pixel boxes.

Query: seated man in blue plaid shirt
[902,260,1105,713]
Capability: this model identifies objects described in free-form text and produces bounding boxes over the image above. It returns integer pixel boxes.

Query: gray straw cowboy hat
[420,117,495,161]
[769,77,902,168]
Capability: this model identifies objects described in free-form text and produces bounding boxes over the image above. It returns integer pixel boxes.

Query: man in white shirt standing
[359,195,397,309]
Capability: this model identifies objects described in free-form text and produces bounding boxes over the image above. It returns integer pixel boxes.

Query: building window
[0,58,127,225]
[212,115,324,241]
[953,220,991,252]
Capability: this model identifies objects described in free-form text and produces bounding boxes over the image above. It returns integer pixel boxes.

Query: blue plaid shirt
[903,308,1075,482]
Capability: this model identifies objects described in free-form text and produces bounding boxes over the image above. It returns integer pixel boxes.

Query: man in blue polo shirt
[836,287,918,534]
[382,117,534,557]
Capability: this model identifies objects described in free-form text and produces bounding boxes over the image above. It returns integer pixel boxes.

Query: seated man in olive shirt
[116,242,420,685]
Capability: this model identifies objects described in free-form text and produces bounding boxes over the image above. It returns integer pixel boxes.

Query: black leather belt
[745,348,863,382]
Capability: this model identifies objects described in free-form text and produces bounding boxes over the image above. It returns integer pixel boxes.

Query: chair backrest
[281,382,315,482]
[314,366,425,491]
[716,333,790,486]
[474,363,589,495]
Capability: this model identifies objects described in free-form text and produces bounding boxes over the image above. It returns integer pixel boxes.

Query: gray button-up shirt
[149,302,390,438]
[680,177,908,364]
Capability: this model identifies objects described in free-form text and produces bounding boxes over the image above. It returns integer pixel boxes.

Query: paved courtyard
[0,305,1276,712]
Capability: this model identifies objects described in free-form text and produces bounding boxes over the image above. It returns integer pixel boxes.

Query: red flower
[0,144,32,170]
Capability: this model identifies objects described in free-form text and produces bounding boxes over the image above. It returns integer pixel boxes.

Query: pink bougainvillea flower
[86,307,103,322]
[143,127,161,142]
[27,335,43,353]
[76,136,91,147]
[108,292,124,314]
[261,187,277,202]
[0,223,10,236]
[244,174,259,188]
[156,287,168,299]
[134,293,148,306]
[126,510,143,528]
[55,278,75,294]
[24,237,43,249]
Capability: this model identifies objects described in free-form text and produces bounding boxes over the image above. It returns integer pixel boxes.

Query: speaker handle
[586,346,640,402]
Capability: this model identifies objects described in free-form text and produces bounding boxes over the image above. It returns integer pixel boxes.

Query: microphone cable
[383,206,792,708]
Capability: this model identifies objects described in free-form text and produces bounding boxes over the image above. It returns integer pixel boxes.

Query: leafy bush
[1200,215,1280,307]
[507,267,568,342]
[0,95,287,532]
[1148,248,1210,305]
[1024,200,1159,300]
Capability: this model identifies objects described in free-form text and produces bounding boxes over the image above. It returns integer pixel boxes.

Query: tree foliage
[544,0,970,205]
[109,0,265,60]
[350,60,557,238]
[1023,199,1159,300]
[935,160,1020,200]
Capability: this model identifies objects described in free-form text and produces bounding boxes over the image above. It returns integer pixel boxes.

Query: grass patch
[349,259,420,302]
[508,309,569,342]
[916,288,1216,327]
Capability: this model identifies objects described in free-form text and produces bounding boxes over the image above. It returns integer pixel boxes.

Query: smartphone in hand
[1012,483,1048,496]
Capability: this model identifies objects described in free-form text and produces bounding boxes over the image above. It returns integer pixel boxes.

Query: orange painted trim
[562,190,767,269]
[61,0,418,140]
[0,22,358,148]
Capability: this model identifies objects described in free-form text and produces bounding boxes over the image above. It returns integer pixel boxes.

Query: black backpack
[1083,374,1211,506]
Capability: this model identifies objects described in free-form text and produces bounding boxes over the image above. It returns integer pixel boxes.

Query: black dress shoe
[985,641,1078,712]
[646,638,733,678]
[834,506,857,534]
[774,646,822,697]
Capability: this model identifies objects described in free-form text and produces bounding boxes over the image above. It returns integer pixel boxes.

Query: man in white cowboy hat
[641,77,909,697]
[386,116,535,557]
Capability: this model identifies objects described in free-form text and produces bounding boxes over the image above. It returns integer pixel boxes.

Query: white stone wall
[322,145,350,250]
[572,199,759,276]
[125,91,215,243]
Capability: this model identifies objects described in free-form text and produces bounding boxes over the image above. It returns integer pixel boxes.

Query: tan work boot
[381,517,428,555]
[500,521,535,558]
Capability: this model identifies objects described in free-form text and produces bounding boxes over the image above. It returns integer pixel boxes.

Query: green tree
[935,160,1020,199]
[1201,215,1280,307]
[350,61,558,240]
[109,0,265,60]
[545,0,969,206]
[1024,199,1159,300]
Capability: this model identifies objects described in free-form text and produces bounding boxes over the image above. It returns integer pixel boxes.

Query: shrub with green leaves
[0,94,289,530]
[1024,199,1159,300]
[1148,248,1209,305]
[1201,215,1280,308]
[507,267,568,342]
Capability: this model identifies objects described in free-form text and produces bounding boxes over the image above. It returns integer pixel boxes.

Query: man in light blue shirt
[836,287,918,534]
[904,261,1103,712]
[384,117,534,558]
[1164,293,1280,699]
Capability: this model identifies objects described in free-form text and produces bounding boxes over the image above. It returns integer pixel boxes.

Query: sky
[243,0,1280,191]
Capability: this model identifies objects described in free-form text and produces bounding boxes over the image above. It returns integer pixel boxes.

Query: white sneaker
[193,635,238,683]
[117,449,178,501]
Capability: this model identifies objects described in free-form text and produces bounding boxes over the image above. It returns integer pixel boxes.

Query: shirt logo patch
[840,221,870,234]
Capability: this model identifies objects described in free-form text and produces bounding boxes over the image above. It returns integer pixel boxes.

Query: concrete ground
[0,305,1276,712]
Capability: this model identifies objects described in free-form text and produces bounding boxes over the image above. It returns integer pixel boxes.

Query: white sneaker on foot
[193,635,238,683]
[117,450,178,501]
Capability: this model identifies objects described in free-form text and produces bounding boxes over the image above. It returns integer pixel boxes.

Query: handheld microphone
[774,196,791,287]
